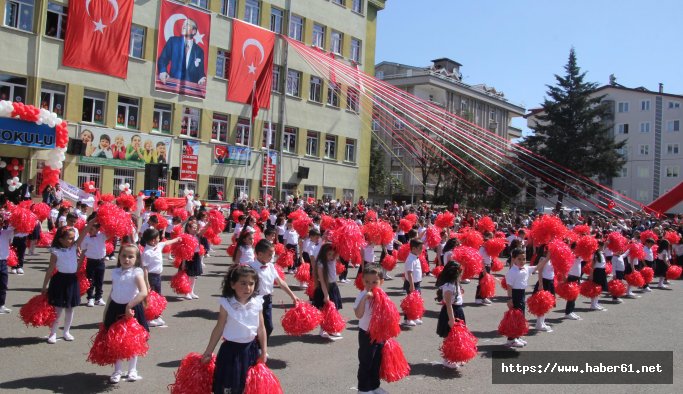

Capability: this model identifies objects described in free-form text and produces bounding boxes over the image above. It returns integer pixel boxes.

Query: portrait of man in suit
[157,18,207,86]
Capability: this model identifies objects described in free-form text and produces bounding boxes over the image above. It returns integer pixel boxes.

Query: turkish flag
[227,20,275,117]
[63,0,134,79]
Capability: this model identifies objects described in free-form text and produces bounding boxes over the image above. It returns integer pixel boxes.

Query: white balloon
[8,186,15,192]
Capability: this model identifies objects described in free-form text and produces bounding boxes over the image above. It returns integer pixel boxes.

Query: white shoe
[47,334,57,344]
[518,338,527,345]
[156,317,166,325]
[657,284,669,289]
[127,370,141,381]
[63,332,74,341]
[205,254,211,258]
[505,339,524,348]
[625,293,640,299]
[402,320,417,327]
[358,391,374,394]
[10,268,17,275]
[613,298,623,304]
[110,371,122,384]
[483,298,492,304]
[96,299,106,306]
[383,274,393,280]
[0,306,12,314]
[183,294,193,300]
[17,268,24,275]
[535,324,553,333]
[565,313,580,320]
[191,293,199,299]
[442,359,460,369]
[414,319,423,325]
[373,388,390,394]
[148,319,160,327]
[87,299,95,307]
[475,299,484,305]
[641,287,652,293]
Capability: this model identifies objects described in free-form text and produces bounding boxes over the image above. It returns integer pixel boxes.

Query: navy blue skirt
[184,252,203,277]
[654,259,668,277]
[593,267,608,291]
[312,283,342,310]
[436,304,466,338]
[47,272,80,308]
[213,339,258,394]
[104,300,149,331]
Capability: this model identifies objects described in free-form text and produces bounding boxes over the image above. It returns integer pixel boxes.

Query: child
[303,229,322,273]
[141,228,180,327]
[10,223,28,275]
[104,243,149,383]
[475,232,494,305]
[531,245,554,332]
[112,135,126,160]
[622,244,641,299]
[142,139,157,164]
[155,141,167,164]
[41,227,81,344]
[0,212,14,314]
[611,246,626,303]
[233,215,247,239]
[91,134,114,159]
[313,243,343,340]
[201,264,266,394]
[588,241,608,311]
[402,239,423,327]
[179,220,208,300]
[435,261,465,368]
[504,248,529,348]
[353,263,387,394]
[232,230,255,265]
[283,219,300,274]
[641,238,655,292]
[80,221,107,307]
[563,243,583,320]
[654,239,671,289]
[248,239,299,337]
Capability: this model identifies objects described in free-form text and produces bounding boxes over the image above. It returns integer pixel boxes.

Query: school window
[212,113,229,143]
[82,90,106,125]
[271,65,282,92]
[77,165,101,190]
[177,181,197,198]
[616,124,629,134]
[270,7,283,33]
[324,135,337,159]
[312,24,325,48]
[639,145,649,155]
[221,0,237,17]
[331,30,343,55]
[637,167,649,178]
[216,49,230,79]
[236,117,251,146]
[640,122,650,133]
[666,167,680,178]
[234,178,251,200]
[371,119,379,132]
[303,185,316,199]
[350,38,362,63]
[5,0,34,32]
[45,2,67,39]
[347,87,360,112]
[0,74,27,102]
[113,169,135,197]
[617,102,629,113]
[345,138,356,162]
[157,175,168,196]
[262,122,277,149]
[189,0,208,8]
[352,0,363,13]
[392,146,403,158]
[668,101,681,109]
[152,102,172,134]
[641,100,650,111]
[667,144,679,155]
[282,127,297,153]
[244,0,260,25]
[343,188,354,201]
[116,96,139,129]
[288,14,303,41]
[286,69,302,97]
[667,120,680,132]
[306,131,319,156]
[327,84,340,107]
[208,176,226,200]
[40,82,66,117]
[309,76,322,102]
[332,0,345,6]
[181,107,200,138]
[322,187,335,200]
[129,25,145,59]
[618,167,627,177]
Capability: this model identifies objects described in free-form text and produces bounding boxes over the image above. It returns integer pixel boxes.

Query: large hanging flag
[227,20,275,118]
[62,0,134,79]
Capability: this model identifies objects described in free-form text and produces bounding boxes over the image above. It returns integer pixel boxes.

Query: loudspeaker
[297,166,309,179]
[144,163,165,190]
[170,166,180,181]
[66,138,85,155]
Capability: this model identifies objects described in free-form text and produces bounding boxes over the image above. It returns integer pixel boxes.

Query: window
[667,120,680,132]
[306,131,319,156]
[129,25,145,58]
[352,0,363,13]
[5,0,34,32]
[244,0,260,25]
[345,138,356,162]
[637,167,650,178]
[286,69,301,97]
[0,74,27,102]
[324,135,337,159]
[189,0,208,8]
[153,102,172,134]
[666,167,680,178]
[392,146,403,158]
[113,169,135,197]
[312,24,325,48]
[391,171,403,181]
[271,65,282,92]
[116,96,139,129]
[343,188,354,202]
[236,118,251,146]
[234,178,251,200]
[303,185,316,199]
[616,147,627,160]
[347,87,359,112]
[327,84,340,107]
[281,183,297,201]
[641,100,650,111]
[640,122,650,133]
[216,49,230,79]
[221,0,237,17]
[77,165,101,190]
[208,177,226,200]
[262,122,277,149]
[270,7,283,33]
[460,99,468,113]
[637,189,648,202]
[82,90,106,124]
[283,127,297,153]
[288,14,303,41]
[617,102,629,113]
[45,2,67,39]
[667,144,679,155]
[639,145,649,155]
[323,187,335,200]
[157,174,168,196]
[616,124,629,134]
[332,0,345,6]
[181,107,200,137]
[350,38,362,63]
[212,113,229,142]
[331,30,343,55]
[178,181,197,197]
[668,101,681,109]
[309,76,322,102]
[40,82,66,117]
[618,167,627,178]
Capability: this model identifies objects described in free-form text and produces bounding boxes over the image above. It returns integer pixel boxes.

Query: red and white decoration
[118,182,132,195]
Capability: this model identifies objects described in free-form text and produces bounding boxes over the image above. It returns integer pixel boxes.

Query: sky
[375,0,683,135]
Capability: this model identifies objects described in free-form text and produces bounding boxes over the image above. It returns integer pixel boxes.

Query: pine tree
[523,48,626,203]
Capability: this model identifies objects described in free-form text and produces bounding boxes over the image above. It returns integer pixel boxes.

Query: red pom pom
[171,234,199,262]
[320,215,336,232]
[31,202,51,222]
[145,291,167,320]
[365,210,378,222]
[321,301,346,334]
[9,207,37,233]
[336,261,345,275]
[607,280,626,297]
[625,271,645,287]
[484,238,506,258]
[259,209,269,224]
[606,232,628,254]
[19,294,57,327]
[295,262,311,283]
[404,213,418,225]
[97,203,133,239]
[380,339,410,383]
[73,218,86,233]
[281,302,322,335]
[572,224,591,236]
[664,231,681,246]
[452,246,483,279]
[458,228,484,249]
[530,215,566,245]
[580,281,602,298]
[169,352,216,394]
[7,247,18,267]
[354,273,364,291]
[555,281,580,301]
[77,271,90,296]
[548,239,573,278]
[640,230,659,243]
[276,251,294,268]
[288,209,307,221]
[244,362,284,394]
[582,262,592,277]
[274,243,286,256]
[171,208,189,222]
[105,239,114,255]
[328,219,366,262]
[432,265,444,278]
[434,211,455,229]
[491,257,504,272]
[666,265,682,280]
[498,308,529,338]
[38,231,55,247]
[115,194,136,211]
[500,277,509,291]
[640,267,654,284]
[305,278,316,299]
[476,216,495,233]
[605,262,613,275]
[153,198,169,212]
[381,255,397,271]
[400,291,425,320]
[100,193,115,203]
[363,221,390,246]
[398,219,413,233]
[171,271,192,294]
[368,288,401,342]
[419,253,430,275]
[88,318,149,365]
[207,210,226,233]
[479,273,496,299]
[396,243,411,262]
[628,243,646,261]
[575,236,598,261]
[86,324,116,366]
[150,213,168,232]
[527,290,555,316]
[293,217,313,238]
[231,210,244,223]
[440,321,478,364]
[198,245,206,257]
[274,265,285,281]
[226,243,236,257]
[425,226,442,249]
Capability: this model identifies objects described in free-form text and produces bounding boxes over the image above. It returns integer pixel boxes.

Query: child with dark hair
[435,261,465,368]
[354,263,386,394]
[313,243,344,340]
[141,228,180,327]
[654,239,671,289]
[402,239,424,327]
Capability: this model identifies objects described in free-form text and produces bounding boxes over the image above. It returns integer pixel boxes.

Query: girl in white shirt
[654,239,671,289]
[201,264,266,394]
[435,261,465,368]
[313,243,344,340]
[141,228,180,327]
[531,245,554,332]
[232,230,255,265]
[588,241,608,311]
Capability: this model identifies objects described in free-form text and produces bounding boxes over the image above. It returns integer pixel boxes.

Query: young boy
[354,264,387,394]
[80,221,108,307]
[402,239,424,327]
[0,212,15,313]
[505,248,530,348]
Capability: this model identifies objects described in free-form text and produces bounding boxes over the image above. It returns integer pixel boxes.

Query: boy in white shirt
[402,239,423,327]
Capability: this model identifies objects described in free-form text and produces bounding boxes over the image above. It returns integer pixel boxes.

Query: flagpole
[248,81,256,201]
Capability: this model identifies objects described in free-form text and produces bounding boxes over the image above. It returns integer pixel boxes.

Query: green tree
[522,48,626,203]
[368,137,390,194]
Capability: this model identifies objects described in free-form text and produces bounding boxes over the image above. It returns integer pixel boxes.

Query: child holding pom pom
[141,228,180,327]
[179,220,209,299]
[313,243,344,340]
[232,230,255,266]
[563,243,584,320]
[531,245,554,332]
[0,212,14,314]
[201,264,266,394]
[103,243,149,383]
[504,248,530,348]
[588,241,608,311]
[654,239,671,289]
[475,232,494,305]
[283,219,300,274]
[80,220,108,308]
[610,249,626,303]
[641,238,655,292]
[435,261,466,368]
[402,239,424,327]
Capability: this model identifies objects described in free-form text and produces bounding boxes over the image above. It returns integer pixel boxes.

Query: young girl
[0,212,14,314]
[313,243,343,340]
[531,245,554,332]
[232,230,255,265]
[201,264,266,394]
[179,220,208,300]
[435,261,465,368]
[504,248,529,348]
[41,227,80,344]
[112,135,126,160]
[654,239,671,289]
[641,238,655,292]
[588,241,608,311]
[141,228,180,327]
[275,216,286,244]
[283,219,300,274]
[475,232,494,305]
[353,263,386,394]
[105,243,149,383]
[563,242,583,320]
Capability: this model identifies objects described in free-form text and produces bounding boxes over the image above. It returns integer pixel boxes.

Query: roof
[594,84,683,100]
[431,57,463,67]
